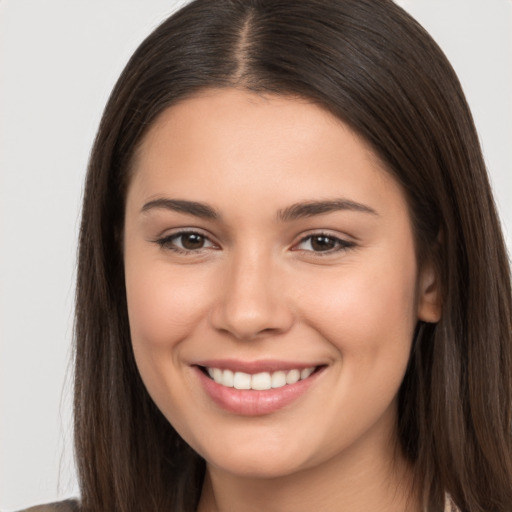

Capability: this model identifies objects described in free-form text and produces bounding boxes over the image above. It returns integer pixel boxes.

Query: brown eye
[180,233,206,250]
[295,233,355,254]
[310,235,337,251]
[156,231,216,253]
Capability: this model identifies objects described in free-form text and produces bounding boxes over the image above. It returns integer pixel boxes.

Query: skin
[123,88,440,512]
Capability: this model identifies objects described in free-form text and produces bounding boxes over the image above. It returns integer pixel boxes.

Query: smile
[205,366,316,390]
[195,363,325,415]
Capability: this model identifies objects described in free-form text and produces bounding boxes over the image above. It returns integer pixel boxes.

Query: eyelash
[154,230,356,256]
[154,230,217,255]
[293,232,356,255]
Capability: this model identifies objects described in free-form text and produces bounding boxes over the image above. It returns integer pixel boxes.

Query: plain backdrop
[0,1,511,510]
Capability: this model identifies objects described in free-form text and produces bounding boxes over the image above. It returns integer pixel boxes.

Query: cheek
[124,257,216,427]
[293,251,418,443]
[298,248,418,368]
[125,260,213,351]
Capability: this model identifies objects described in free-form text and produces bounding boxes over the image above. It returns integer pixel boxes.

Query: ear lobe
[417,262,441,323]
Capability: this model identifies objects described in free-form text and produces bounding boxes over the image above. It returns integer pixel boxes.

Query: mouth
[199,365,319,390]
[194,362,326,416]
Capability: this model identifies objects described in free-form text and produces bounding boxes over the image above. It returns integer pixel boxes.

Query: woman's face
[124,88,439,478]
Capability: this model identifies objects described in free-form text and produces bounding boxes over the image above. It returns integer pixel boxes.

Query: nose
[209,250,294,341]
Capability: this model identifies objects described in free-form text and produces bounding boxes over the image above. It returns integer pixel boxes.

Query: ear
[417,260,441,323]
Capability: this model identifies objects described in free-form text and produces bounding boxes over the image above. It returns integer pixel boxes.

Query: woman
[25,0,512,511]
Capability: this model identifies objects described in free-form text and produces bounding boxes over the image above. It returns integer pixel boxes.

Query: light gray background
[1,1,511,510]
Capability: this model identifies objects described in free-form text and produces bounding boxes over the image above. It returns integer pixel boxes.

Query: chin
[193,433,320,479]
[208,454,308,479]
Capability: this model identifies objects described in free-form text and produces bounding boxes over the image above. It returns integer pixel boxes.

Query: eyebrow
[276,199,378,222]
[141,198,220,219]
[141,197,378,221]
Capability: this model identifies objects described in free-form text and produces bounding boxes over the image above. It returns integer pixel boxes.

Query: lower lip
[195,367,322,416]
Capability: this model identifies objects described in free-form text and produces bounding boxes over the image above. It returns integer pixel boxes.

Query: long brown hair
[75,1,512,510]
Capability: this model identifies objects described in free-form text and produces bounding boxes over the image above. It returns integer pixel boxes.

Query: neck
[196,429,419,512]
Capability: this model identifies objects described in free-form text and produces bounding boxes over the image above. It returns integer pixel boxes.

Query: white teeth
[233,371,251,390]
[206,366,317,390]
[251,372,272,390]
[301,367,314,379]
[222,369,234,387]
[286,369,300,385]
[271,371,287,388]
[212,368,223,383]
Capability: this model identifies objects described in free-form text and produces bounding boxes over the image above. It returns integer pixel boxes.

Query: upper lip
[194,359,324,374]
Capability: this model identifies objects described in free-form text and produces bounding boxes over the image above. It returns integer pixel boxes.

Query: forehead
[132,89,354,173]
[128,88,406,220]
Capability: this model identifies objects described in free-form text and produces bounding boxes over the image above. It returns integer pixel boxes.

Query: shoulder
[17,499,80,512]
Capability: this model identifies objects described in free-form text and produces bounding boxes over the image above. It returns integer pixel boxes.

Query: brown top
[17,500,80,512]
